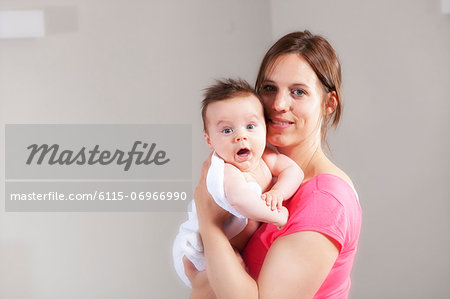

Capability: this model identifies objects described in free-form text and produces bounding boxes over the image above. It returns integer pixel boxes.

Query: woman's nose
[272,91,289,112]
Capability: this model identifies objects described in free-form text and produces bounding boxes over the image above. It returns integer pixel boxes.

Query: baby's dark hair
[202,78,262,132]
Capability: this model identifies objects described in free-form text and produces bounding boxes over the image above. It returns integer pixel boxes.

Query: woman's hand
[183,256,216,299]
[194,152,230,228]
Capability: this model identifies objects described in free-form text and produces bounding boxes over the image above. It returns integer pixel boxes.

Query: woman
[185,31,362,299]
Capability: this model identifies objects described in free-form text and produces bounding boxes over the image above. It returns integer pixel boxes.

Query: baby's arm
[261,148,304,210]
[223,164,288,228]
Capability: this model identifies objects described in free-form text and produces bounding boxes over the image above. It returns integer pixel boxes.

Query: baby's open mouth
[237,148,250,157]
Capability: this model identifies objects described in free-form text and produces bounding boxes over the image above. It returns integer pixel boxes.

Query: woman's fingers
[194,151,214,202]
[194,151,230,226]
[200,151,214,176]
[183,255,199,282]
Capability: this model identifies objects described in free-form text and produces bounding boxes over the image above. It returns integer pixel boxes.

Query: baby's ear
[203,131,213,149]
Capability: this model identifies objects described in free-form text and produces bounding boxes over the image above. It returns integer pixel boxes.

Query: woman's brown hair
[255,31,342,144]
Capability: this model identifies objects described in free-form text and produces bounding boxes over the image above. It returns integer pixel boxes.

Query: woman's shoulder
[305,173,355,197]
[308,158,354,187]
[297,160,358,205]
[323,165,354,188]
[293,174,360,217]
[285,173,360,235]
[289,152,359,206]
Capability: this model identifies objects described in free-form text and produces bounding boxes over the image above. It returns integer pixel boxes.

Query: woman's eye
[262,85,276,92]
[222,128,233,134]
[247,124,255,130]
[292,89,305,97]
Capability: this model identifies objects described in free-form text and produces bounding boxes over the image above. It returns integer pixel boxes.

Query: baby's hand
[261,189,284,212]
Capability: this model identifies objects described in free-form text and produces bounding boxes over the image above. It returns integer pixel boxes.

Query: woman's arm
[258,231,339,298]
[192,154,340,299]
[201,226,339,299]
[183,256,216,299]
[193,156,257,298]
[200,224,258,299]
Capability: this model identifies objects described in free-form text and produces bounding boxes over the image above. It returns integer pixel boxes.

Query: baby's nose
[234,133,248,143]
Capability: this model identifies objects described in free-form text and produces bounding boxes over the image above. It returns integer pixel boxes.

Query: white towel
[172,152,261,287]
[172,200,203,288]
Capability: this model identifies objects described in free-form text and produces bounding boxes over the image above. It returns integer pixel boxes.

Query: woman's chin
[268,135,290,148]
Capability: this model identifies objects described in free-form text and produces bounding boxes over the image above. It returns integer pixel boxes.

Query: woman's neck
[277,139,327,180]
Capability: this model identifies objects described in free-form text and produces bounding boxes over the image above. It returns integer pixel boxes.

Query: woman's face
[260,53,326,150]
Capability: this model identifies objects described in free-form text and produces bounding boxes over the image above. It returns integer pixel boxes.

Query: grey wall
[270,0,450,298]
[1,0,449,298]
[0,1,271,298]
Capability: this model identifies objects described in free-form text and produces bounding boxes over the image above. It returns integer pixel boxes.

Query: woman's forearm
[200,223,258,299]
[194,154,258,298]
[190,275,216,299]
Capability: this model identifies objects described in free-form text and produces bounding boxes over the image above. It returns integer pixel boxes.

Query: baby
[173,78,303,287]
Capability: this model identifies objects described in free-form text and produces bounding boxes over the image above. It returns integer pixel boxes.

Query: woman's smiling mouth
[269,117,294,129]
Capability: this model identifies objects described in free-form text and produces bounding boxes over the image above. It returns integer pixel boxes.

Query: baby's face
[204,95,266,172]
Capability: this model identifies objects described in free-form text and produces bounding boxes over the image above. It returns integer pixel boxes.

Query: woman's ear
[203,131,214,149]
[324,91,338,115]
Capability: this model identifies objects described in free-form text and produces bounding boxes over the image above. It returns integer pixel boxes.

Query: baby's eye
[247,124,255,130]
[222,128,233,134]
[292,89,305,97]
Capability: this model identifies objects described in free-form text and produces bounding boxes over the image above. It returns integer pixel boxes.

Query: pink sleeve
[280,190,347,251]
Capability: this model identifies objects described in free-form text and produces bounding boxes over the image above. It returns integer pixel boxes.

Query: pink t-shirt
[242,174,362,299]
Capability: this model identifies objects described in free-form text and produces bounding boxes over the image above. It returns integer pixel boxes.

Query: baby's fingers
[265,193,272,206]
[277,198,282,212]
[271,196,277,211]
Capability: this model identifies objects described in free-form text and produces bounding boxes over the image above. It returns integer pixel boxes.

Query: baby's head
[202,79,266,172]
